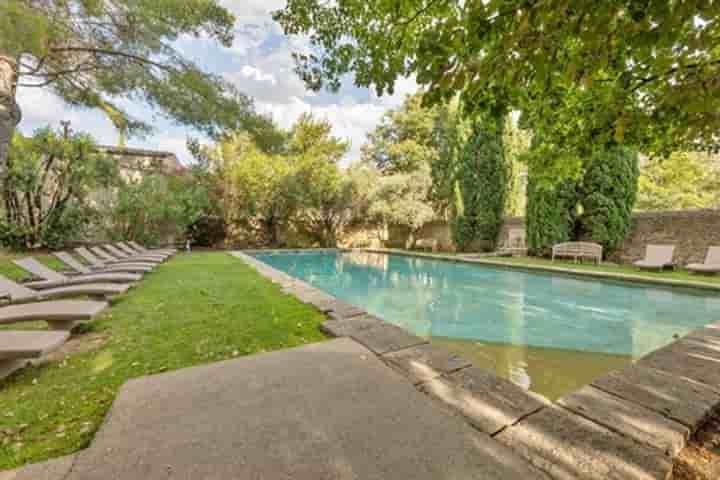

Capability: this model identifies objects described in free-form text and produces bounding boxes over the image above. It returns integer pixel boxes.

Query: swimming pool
[253,250,720,398]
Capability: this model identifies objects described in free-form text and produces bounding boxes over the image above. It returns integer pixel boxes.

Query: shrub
[526,173,578,255]
[578,146,639,253]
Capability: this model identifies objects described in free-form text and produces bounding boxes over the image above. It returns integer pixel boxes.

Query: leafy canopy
[0,0,260,139]
[276,1,720,155]
[0,127,118,249]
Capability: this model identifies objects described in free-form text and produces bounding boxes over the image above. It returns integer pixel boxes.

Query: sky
[14,0,417,166]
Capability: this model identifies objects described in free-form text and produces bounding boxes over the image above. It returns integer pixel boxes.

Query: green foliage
[367,162,435,235]
[0,0,260,142]
[578,146,640,252]
[0,127,117,249]
[221,115,352,247]
[637,152,720,211]
[362,95,440,174]
[451,120,507,252]
[525,145,579,255]
[276,1,720,156]
[109,174,210,246]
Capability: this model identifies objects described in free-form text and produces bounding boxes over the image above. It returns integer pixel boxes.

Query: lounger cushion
[0,331,70,360]
[0,300,108,324]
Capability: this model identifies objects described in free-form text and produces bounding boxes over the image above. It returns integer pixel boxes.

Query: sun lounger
[99,245,164,264]
[633,245,676,271]
[0,274,129,304]
[128,240,177,255]
[13,258,140,290]
[0,299,108,330]
[54,251,152,276]
[116,242,173,259]
[75,247,154,273]
[0,331,70,380]
[686,246,720,274]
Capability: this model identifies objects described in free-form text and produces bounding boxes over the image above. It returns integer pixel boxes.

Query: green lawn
[0,252,328,470]
[483,255,720,286]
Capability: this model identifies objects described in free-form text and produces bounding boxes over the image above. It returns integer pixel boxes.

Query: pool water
[253,250,720,399]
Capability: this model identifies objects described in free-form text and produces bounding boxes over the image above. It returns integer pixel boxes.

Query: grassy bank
[0,252,327,469]
[486,255,720,286]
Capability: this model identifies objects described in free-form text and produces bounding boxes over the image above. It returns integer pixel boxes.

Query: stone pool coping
[363,247,720,292]
[235,249,720,480]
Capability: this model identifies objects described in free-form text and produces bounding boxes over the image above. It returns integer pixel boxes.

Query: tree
[362,95,440,174]
[578,146,639,253]
[0,127,118,249]
[276,1,720,156]
[451,120,507,252]
[224,134,294,246]
[0,0,262,172]
[367,163,435,244]
[109,174,210,246]
[637,152,720,211]
[286,115,351,246]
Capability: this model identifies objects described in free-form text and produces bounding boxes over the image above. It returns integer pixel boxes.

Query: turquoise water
[254,251,720,358]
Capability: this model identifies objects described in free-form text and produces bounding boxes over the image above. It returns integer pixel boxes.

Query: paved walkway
[52,338,546,479]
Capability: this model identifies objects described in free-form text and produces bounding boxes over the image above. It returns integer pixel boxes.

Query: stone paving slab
[558,385,689,455]
[496,406,673,480]
[591,365,720,430]
[326,301,366,320]
[66,338,548,480]
[320,315,386,337]
[0,455,75,480]
[638,339,720,392]
[421,367,549,435]
[382,343,471,384]
[343,322,428,354]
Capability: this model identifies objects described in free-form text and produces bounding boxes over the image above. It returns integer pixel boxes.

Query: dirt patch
[673,411,720,479]
[37,331,110,365]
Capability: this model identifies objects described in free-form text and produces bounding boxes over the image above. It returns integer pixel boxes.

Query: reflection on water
[255,250,720,399]
[431,337,632,401]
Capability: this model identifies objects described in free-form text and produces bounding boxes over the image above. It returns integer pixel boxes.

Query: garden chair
[0,274,130,304]
[633,245,676,271]
[74,248,155,274]
[0,331,70,380]
[686,247,720,274]
[12,257,141,290]
[0,299,108,331]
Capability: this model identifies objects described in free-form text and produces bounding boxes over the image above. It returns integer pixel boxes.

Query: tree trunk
[0,55,21,176]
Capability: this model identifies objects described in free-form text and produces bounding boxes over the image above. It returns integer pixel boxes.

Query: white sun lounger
[0,299,108,331]
[633,245,676,271]
[13,258,141,290]
[92,246,162,265]
[103,244,165,263]
[128,240,177,255]
[687,246,720,274]
[0,274,129,304]
[74,248,154,273]
[0,331,70,380]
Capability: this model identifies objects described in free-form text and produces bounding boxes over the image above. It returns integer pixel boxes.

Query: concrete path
[64,338,547,479]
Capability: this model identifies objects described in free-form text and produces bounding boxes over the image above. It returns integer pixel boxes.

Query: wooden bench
[552,242,603,264]
[415,238,438,252]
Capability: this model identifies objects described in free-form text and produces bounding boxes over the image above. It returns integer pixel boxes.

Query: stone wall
[613,209,720,265]
[379,209,720,264]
